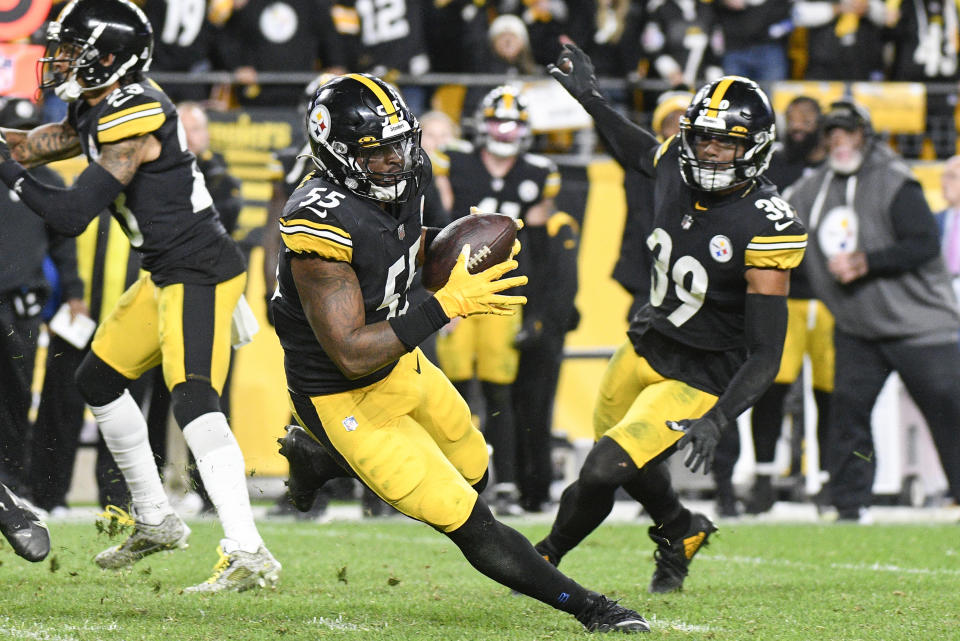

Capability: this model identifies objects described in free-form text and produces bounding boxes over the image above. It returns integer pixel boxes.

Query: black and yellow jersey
[628,138,807,395]
[434,146,561,222]
[273,155,432,395]
[68,80,243,286]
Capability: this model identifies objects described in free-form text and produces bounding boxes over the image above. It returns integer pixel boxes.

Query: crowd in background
[11,0,959,159]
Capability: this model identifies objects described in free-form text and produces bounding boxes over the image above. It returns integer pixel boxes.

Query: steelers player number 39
[646,227,708,327]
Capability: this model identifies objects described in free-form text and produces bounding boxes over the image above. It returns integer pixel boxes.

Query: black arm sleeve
[0,160,125,237]
[580,95,660,175]
[710,293,787,427]
[865,181,940,276]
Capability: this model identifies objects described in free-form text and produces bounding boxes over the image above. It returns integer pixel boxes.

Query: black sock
[541,437,637,561]
[446,498,591,615]
[622,460,682,525]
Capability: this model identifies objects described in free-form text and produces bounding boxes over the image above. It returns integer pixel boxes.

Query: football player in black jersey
[432,85,561,516]
[0,0,279,592]
[534,44,807,594]
[273,73,648,633]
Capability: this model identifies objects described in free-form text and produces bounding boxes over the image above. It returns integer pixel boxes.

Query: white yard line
[0,617,118,641]
[704,554,960,576]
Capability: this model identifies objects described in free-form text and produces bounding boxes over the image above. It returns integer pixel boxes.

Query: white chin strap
[368,179,406,201]
[54,74,83,102]
[694,165,737,191]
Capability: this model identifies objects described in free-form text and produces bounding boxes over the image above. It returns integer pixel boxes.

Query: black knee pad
[75,352,130,407]
[472,468,490,494]
[171,379,222,427]
[579,436,638,489]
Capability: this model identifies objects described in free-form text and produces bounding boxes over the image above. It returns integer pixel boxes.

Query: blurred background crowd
[3,0,960,524]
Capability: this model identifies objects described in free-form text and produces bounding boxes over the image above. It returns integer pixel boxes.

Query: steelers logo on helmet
[304,73,423,203]
[476,85,532,158]
[678,75,776,192]
[308,103,331,144]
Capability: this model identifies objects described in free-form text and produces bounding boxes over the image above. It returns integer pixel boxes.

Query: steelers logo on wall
[0,0,51,42]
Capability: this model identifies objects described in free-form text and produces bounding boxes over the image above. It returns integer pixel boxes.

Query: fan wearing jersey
[0,0,278,592]
[535,44,807,594]
[272,73,648,633]
[432,85,560,515]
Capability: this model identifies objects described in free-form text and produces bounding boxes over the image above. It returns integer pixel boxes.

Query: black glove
[0,129,11,162]
[546,43,602,102]
[669,410,726,475]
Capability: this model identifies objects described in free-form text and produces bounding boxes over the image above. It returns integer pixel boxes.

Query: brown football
[421,213,517,292]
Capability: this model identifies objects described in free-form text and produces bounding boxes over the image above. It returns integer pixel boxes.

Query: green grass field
[1,516,958,641]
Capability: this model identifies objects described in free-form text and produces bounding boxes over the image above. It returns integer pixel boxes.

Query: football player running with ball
[272,73,647,633]
[0,0,279,591]
[535,44,807,594]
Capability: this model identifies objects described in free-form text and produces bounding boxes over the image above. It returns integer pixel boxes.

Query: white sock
[183,412,262,553]
[90,390,171,525]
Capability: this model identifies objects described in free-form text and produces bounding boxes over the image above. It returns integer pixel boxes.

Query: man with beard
[787,100,960,522]
[721,96,836,516]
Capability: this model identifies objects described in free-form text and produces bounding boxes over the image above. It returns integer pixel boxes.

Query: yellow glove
[434,244,528,318]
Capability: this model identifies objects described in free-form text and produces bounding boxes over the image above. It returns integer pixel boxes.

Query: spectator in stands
[0,98,85,496]
[787,100,960,522]
[462,15,540,121]
[330,0,432,114]
[887,0,960,158]
[639,0,723,89]
[424,0,490,74]
[714,0,792,81]
[739,95,835,516]
[563,0,644,81]
[791,0,887,81]
[519,0,570,68]
[142,0,229,102]
[215,0,346,107]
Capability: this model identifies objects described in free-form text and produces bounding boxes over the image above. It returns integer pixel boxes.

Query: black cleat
[648,512,717,594]
[745,475,775,515]
[576,593,650,633]
[277,425,329,512]
[0,482,51,562]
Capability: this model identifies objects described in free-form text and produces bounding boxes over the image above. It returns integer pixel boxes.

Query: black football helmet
[305,73,422,203]
[474,85,532,157]
[38,0,153,102]
[678,76,776,192]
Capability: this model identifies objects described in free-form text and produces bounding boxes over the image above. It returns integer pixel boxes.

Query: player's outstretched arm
[0,121,81,168]
[0,134,158,236]
[548,42,659,171]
